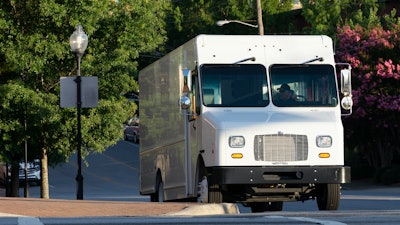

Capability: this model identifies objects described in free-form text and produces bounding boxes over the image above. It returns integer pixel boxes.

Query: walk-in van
[139,35,353,212]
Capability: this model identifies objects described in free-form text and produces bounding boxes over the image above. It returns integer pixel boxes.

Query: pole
[5,163,9,196]
[75,54,84,200]
[257,0,264,35]
[24,116,29,198]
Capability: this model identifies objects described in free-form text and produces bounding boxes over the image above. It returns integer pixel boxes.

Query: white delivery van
[139,35,353,212]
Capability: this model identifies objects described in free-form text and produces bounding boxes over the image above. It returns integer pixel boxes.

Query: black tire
[316,184,340,210]
[196,159,223,203]
[150,175,164,202]
[208,182,223,203]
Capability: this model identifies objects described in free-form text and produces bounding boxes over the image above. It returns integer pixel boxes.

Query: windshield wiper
[234,57,256,64]
[302,57,324,64]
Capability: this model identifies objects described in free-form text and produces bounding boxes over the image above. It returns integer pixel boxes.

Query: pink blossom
[336,24,400,123]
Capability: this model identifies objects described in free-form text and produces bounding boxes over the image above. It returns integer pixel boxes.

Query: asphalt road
[21,140,147,201]
[2,212,400,225]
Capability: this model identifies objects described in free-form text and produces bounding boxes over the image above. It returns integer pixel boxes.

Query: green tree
[0,0,169,197]
[0,82,64,196]
[300,0,378,36]
[163,0,294,52]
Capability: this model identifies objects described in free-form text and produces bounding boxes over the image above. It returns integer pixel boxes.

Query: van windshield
[270,64,338,107]
[200,64,268,107]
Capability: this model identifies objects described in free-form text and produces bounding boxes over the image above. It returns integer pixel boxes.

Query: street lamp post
[217,0,264,35]
[69,24,88,200]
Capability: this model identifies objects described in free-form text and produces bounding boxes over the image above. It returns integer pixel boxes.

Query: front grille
[254,134,308,161]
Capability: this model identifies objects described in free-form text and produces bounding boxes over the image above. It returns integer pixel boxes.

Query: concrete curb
[0,212,26,217]
[166,203,240,216]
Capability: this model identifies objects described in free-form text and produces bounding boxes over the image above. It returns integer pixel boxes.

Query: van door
[187,71,201,197]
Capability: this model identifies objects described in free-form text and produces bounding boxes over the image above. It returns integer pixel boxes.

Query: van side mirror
[340,69,351,96]
[180,95,191,109]
[182,69,191,93]
[341,96,353,110]
[340,68,353,112]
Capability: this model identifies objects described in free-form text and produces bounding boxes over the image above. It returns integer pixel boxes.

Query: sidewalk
[0,197,185,217]
[0,196,239,218]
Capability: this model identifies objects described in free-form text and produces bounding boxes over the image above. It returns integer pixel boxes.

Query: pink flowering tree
[336,24,400,172]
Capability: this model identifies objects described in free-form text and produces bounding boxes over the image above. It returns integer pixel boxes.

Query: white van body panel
[202,108,343,167]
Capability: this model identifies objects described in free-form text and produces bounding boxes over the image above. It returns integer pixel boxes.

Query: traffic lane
[77,141,141,200]
[65,140,143,201]
[83,140,139,186]
[19,140,143,201]
[339,181,400,211]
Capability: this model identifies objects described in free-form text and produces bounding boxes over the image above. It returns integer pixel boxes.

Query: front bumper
[210,166,351,184]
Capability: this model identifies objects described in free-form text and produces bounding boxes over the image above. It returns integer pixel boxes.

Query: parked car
[19,159,41,186]
[124,117,140,143]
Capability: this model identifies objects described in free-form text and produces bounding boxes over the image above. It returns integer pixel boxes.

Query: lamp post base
[76,174,84,200]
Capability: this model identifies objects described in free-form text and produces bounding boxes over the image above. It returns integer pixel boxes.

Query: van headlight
[316,136,332,147]
[229,136,245,148]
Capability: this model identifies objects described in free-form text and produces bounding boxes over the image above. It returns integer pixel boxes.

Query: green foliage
[0,82,60,163]
[0,0,169,168]
[81,99,136,154]
[263,0,295,33]
[86,0,169,92]
[164,0,295,50]
[300,0,378,36]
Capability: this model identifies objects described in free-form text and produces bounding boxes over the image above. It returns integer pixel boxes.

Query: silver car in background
[124,117,140,143]
[19,159,41,186]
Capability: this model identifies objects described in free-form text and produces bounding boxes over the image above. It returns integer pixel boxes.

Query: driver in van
[275,83,297,105]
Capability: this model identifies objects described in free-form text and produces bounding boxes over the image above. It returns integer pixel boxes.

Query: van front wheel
[316,184,340,210]
[197,175,223,203]
[208,182,223,203]
[196,163,223,203]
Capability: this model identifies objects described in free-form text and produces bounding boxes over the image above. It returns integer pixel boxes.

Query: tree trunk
[256,0,264,35]
[10,163,19,197]
[40,147,49,199]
